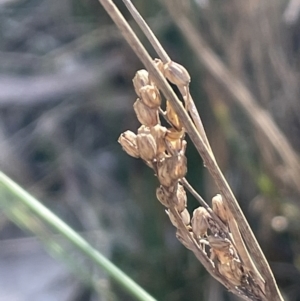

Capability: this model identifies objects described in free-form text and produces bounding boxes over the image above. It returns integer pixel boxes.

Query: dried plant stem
[99,1,283,300]
[162,0,300,196]
[121,0,214,158]
[181,178,228,234]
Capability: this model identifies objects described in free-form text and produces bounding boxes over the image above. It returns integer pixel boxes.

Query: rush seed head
[164,60,191,87]
[136,132,157,162]
[132,69,150,96]
[118,130,140,158]
[133,98,159,127]
[139,85,161,108]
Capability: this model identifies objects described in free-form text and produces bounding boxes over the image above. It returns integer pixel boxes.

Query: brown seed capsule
[150,124,167,154]
[170,154,187,180]
[156,185,170,207]
[218,260,243,286]
[137,125,150,135]
[165,137,184,156]
[133,98,159,127]
[191,207,211,238]
[164,61,191,87]
[166,100,182,130]
[212,194,228,224]
[157,157,174,187]
[157,154,187,186]
[139,85,161,108]
[181,208,191,226]
[172,184,187,212]
[165,127,185,141]
[118,131,140,158]
[136,132,157,162]
[132,69,150,96]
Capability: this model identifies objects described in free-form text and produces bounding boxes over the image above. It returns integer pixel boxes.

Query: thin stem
[0,172,157,301]
[122,0,213,156]
[122,0,170,63]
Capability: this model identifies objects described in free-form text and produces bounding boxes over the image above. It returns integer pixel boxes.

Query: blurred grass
[0,171,157,301]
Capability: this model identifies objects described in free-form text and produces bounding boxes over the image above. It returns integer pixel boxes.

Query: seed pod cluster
[118,61,189,215]
[118,62,264,300]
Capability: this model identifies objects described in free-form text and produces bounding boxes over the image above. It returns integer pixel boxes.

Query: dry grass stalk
[161,0,300,196]
[99,0,284,300]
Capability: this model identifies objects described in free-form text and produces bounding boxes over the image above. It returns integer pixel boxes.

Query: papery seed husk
[173,183,187,212]
[158,155,187,183]
[156,186,170,207]
[157,157,175,187]
[165,127,185,141]
[165,137,183,156]
[191,207,210,238]
[218,261,243,286]
[150,124,167,154]
[133,69,150,96]
[166,101,182,130]
[164,61,191,87]
[118,131,140,158]
[137,125,151,135]
[136,133,157,162]
[212,194,228,223]
[181,208,191,225]
[170,154,187,180]
[139,85,161,108]
[133,98,159,127]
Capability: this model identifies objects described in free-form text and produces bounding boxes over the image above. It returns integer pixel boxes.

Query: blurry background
[0,0,300,300]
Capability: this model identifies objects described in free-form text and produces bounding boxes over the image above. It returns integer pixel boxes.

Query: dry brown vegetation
[1,0,300,300]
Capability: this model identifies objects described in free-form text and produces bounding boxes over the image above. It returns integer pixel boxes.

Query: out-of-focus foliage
[0,0,300,300]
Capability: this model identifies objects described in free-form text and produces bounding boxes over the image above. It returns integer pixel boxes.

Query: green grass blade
[0,171,157,301]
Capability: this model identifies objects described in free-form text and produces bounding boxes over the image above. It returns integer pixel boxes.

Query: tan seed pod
[165,137,183,156]
[136,132,157,162]
[139,85,161,108]
[165,127,185,141]
[157,157,175,187]
[156,186,170,207]
[212,194,228,223]
[157,154,187,186]
[181,208,191,226]
[137,125,151,135]
[132,69,150,96]
[191,207,211,238]
[172,183,187,213]
[164,61,191,87]
[118,131,140,158]
[133,98,159,127]
[169,154,187,180]
[218,260,243,286]
[207,236,231,253]
[166,100,182,130]
[150,124,167,154]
